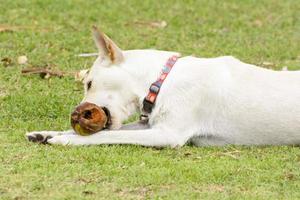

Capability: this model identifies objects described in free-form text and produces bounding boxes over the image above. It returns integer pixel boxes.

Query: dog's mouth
[70,102,112,135]
[101,106,112,129]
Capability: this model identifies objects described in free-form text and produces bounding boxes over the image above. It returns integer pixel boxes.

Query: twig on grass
[21,67,74,79]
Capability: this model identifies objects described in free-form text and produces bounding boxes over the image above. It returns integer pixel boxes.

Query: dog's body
[26,28,300,147]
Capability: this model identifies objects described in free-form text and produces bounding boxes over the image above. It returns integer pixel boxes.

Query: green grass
[0,0,300,199]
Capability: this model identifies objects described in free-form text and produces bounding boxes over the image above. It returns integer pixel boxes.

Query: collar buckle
[142,98,154,114]
[140,55,179,123]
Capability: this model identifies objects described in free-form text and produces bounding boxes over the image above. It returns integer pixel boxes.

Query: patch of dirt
[192,184,224,192]
[116,185,153,199]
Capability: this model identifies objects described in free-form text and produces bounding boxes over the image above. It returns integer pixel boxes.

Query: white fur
[26,42,300,147]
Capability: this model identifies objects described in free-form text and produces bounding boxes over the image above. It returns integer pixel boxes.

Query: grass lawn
[1,0,300,199]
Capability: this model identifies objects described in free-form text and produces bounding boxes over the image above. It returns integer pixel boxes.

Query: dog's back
[225,58,300,144]
[156,55,300,145]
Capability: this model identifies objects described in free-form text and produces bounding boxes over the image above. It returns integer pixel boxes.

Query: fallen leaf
[184,152,192,156]
[253,19,263,27]
[1,57,13,67]
[17,55,28,65]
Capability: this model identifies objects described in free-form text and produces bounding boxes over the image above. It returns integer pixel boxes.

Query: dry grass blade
[127,20,167,28]
[212,150,241,160]
[77,53,99,57]
[0,25,18,32]
[218,152,239,160]
[261,61,275,68]
[0,24,51,33]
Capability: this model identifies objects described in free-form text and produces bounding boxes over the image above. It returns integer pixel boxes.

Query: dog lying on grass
[26,26,300,147]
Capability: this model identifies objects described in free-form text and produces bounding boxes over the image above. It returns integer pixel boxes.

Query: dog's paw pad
[27,135,38,142]
[35,134,44,141]
[26,133,52,144]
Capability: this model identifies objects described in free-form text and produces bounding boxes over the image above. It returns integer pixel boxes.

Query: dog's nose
[70,102,108,136]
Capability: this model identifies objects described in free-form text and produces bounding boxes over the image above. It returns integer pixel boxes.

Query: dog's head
[71,26,138,134]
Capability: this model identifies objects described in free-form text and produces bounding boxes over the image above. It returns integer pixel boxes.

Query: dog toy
[71,102,108,136]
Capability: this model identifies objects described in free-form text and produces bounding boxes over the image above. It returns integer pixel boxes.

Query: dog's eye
[87,81,92,90]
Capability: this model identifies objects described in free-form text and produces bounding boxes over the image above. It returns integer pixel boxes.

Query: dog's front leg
[47,129,185,148]
[26,130,75,144]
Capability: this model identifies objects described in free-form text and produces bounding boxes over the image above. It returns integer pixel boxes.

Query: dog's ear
[92,26,124,64]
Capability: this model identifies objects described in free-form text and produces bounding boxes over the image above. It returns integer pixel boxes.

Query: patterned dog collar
[141,55,179,122]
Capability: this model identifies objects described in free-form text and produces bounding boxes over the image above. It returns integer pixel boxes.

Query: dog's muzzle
[70,102,112,136]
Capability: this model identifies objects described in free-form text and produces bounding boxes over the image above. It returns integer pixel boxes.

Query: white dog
[26,27,300,147]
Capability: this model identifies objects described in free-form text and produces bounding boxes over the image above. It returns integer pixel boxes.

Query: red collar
[141,55,179,121]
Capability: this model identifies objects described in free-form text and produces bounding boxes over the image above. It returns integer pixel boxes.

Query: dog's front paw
[26,131,54,144]
[47,135,86,146]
